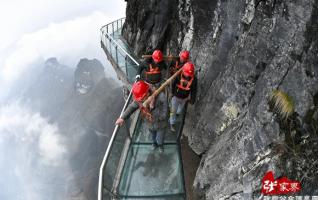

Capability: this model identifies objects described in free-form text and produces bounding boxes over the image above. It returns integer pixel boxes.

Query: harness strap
[177,75,194,91]
[145,64,161,75]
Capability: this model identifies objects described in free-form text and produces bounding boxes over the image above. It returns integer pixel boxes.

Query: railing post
[103,31,105,45]
[100,30,103,47]
[115,45,119,64]
[106,38,109,52]
[99,18,144,200]
[106,36,109,52]
[105,34,108,51]
[125,56,128,78]
[109,38,112,56]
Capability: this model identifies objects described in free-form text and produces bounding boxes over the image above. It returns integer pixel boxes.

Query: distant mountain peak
[74,58,106,95]
[45,57,59,66]
[77,58,104,71]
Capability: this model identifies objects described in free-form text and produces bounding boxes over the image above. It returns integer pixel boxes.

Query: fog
[0,0,126,100]
[0,103,69,200]
[0,1,126,199]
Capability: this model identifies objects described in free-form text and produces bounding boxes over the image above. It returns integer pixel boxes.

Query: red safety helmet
[179,50,190,62]
[182,62,195,77]
[132,81,150,101]
[152,50,163,63]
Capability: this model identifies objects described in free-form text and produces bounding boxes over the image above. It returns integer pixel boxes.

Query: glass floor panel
[119,144,185,197]
[133,111,185,144]
[116,50,128,71]
[108,29,140,83]
[111,29,142,63]
[111,29,122,39]
[125,64,139,83]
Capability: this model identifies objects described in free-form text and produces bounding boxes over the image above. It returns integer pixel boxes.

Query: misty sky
[0,0,126,100]
[0,1,126,199]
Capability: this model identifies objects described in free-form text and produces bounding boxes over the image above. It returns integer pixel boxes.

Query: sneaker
[151,143,158,150]
[170,124,176,132]
[158,146,164,153]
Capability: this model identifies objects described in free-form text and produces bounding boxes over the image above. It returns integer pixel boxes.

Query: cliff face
[123,0,318,199]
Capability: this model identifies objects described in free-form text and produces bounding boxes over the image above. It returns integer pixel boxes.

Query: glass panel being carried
[118,144,185,197]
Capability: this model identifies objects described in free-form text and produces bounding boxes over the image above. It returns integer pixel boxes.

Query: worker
[139,50,167,87]
[116,80,168,153]
[169,50,190,76]
[170,62,197,132]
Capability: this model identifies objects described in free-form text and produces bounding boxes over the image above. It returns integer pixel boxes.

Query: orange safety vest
[145,64,161,75]
[145,64,162,84]
[177,75,194,91]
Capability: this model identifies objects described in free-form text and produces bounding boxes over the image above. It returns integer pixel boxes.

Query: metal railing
[98,87,134,200]
[98,94,186,200]
[100,18,140,83]
[98,18,186,200]
[98,17,140,200]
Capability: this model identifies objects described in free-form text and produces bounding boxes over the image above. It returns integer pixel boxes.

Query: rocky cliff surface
[123,0,318,199]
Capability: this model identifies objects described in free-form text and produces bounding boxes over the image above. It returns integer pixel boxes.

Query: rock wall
[123,0,318,198]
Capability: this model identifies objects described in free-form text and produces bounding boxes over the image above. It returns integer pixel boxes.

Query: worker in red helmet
[169,50,190,76]
[169,62,197,132]
[140,49,167,87]
[116,80,168,152]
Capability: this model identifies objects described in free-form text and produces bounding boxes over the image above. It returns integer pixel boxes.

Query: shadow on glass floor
[119,144,184,197]
[132,111,185,144]
[117,110,186,199]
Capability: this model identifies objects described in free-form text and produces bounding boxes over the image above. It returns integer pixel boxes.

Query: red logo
[261,171,301,195]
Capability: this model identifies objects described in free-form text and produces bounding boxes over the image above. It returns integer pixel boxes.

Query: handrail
[98,87,134,200]
[104,34,140,67]
[100,17,125,31]
[98,17,140,200]
[100,18,140,67]
[98,17,186,200]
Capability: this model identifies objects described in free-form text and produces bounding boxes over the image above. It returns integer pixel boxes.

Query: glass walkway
[99,18,187,200]
[100,18,139,84]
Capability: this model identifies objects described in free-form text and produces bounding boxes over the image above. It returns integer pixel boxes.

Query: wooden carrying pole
[143,67,183,107]
[142,55,179,60]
